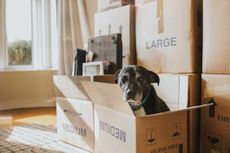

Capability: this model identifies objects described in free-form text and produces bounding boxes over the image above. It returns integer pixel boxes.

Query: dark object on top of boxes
[88,33,122,74]
[72,48,87,76]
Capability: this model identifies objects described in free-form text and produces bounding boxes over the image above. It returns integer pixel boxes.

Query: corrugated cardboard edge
[187,74,201,153]
[129,4,137,65]
[191,0,202,73]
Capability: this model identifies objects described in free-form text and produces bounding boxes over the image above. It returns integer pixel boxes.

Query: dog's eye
[121,76,128,83]
[137,76,145,82]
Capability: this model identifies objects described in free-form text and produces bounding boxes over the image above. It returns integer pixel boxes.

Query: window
[2,0,58,70]
[6,0,32,67]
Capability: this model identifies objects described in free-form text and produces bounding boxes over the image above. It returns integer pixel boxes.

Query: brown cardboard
[97,0,134,12]
[54,75,91,100]
[200,74,230,153]
[54,75,115,99]
[82,81,188,153]
[135,1,202,73]
[54,75,114,153]
[56,97,94,152]
[154,74,200,110]
[151,74,201,153]
[54,74,200,153]
[203,0,230,74]
[94,5,136,67]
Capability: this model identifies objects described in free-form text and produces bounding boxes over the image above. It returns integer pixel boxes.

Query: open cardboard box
[81,73,201,153]
[54,75,114,153]
[82,81,189,153]
[54,74,201,153]
[154,74,201,153]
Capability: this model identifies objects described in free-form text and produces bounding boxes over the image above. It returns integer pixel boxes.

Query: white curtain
[57,0,91,75]
[0,0,57,70]
[0,0,6,69]
[32,0,58,70]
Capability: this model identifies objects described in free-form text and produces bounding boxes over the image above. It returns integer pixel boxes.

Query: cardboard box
[56,97,94,153]
[200,74,230,153]
[54,75,114,152]
[95,5,136,67]
[98,0,134,12]
[203,0,230,74]
[81,73,201,153]
[82,81,188,153]
[151,74,201,153]
[135,1,202,73]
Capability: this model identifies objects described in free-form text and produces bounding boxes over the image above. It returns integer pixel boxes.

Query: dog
[114,65,170,116]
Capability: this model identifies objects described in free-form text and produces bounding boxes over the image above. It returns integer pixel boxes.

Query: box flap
[153,74,199,110]
[81,81,134,116]
[153,74,180,110]
[53,75,91,100]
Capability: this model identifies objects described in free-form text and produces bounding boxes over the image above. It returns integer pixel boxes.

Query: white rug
[0,124,88,153]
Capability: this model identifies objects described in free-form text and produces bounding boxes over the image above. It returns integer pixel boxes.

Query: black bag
[73,48,87,75]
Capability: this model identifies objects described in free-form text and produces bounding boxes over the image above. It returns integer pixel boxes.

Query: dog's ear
[114,69,121,84]
[149,71,160,85]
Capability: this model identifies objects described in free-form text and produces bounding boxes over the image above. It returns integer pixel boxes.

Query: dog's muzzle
[123,89,143,106]
[126,89,136,100]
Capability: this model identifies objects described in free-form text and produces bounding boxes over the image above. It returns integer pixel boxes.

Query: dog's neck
[129,86,152,115]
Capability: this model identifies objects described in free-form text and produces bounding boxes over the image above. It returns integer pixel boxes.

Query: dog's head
[114,65,159,106]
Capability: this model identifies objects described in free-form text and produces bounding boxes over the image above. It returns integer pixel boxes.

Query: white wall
[0,70,56,110]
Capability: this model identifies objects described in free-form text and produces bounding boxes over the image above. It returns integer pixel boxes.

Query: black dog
[114,65,170,116]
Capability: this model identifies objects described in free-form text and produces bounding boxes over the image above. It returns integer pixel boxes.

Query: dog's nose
[127,90,136,99]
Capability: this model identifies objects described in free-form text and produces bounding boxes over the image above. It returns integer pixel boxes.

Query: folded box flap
[81,81,134,116]
[54,75,91,100]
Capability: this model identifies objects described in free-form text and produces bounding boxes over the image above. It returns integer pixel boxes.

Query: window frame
[5,0,34,70]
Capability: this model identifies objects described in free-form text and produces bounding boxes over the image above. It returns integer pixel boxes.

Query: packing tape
[156,0,164,33]
[185,102,214,111]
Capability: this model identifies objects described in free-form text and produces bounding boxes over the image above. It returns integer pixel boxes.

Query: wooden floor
[0,107,56,127]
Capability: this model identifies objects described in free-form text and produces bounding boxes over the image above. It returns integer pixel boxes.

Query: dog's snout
[127,90,136,99]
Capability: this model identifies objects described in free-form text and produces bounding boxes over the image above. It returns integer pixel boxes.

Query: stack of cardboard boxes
[201,0,230,153]
[135,1,202,153]
[87,0,202,153]
[54,0,230,153]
